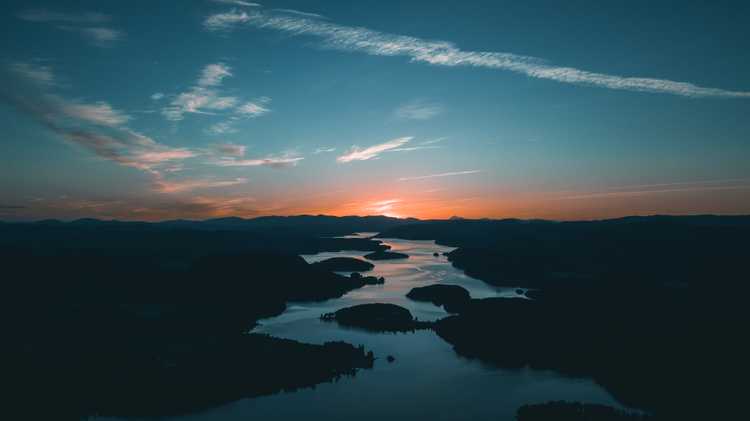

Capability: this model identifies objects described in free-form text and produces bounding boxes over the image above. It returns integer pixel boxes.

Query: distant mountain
[158,214,419,236]
[7,214,419,237]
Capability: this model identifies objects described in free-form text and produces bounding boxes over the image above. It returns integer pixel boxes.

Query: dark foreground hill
[379,215,749,288]
[381,215,749,419]
[2,214,748,419]
[1,217,399,419]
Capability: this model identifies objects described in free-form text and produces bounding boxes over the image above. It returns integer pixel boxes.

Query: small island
[321,303,430,332]
[516,401,654,421]
[406,284,471,313]
[363,251,409,260]
[312,257,374,272]
[349,272,385,285]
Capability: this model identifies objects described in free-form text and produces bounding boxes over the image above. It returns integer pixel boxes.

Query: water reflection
[102,235,621,421]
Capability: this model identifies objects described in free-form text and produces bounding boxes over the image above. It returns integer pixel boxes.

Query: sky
[1,0,750,221]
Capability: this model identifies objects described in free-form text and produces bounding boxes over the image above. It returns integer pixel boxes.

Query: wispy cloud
[388,145,441,152]
[19,9,123,48]
[365,199,401,215]
[206,9,750,98]
[212,142,247,157]
[210,0,261,7]
[314,147,336,154]
[420,137,447,145]
[151,92,165,101]
[25,194,261,221]
[198,63,233,87]
[17,9,110,24]
[236,101,270,117]
[153,176,247,193]
[9,62,56,86]
[163,63,271,134]
[1,62,200,193]
[163,63,239,121]
[553,179,750,200]
[204,9,251,31]
[395,100,443,120]
[398,170,481,181]
[58,26,123,47]
[215,154,304,168]
[272,9,327,19]
[207,120,238,134]
[337,136,412,163]
[130,195,260,220]
[60,100,131,126]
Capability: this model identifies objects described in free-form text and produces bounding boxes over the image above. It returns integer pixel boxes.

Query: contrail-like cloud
[337,137,411,162]
[398,170,481,181]
[205,9,750,98]
[555,179,750,200]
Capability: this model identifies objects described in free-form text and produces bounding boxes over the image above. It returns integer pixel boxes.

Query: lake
[102,235,623,420]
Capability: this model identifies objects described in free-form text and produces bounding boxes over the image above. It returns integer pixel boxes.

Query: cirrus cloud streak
[206,9,750,98]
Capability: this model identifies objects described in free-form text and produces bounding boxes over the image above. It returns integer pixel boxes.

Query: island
[349,272,385,285]
[363,250,409,260]
[321,303,430,332]
[312,257,374,272]
[406,284,471,313]
[516,401,654,421]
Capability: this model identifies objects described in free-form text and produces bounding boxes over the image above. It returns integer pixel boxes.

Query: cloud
[207,120,238,134]
[58,26,123,47]
[83,27,122,45]
[236,101,270,117]
[398,170,481,181]
[153,177,247,193]
[395,100,443,120]
[62,129,196,174]
[60,100,131,126]
[419,137,447,145]
[208,9,750,98]
[337,136,412,162]
[1,62,199,192]
[9,62,56,86]
[3,63,131,127]
[387,145,441,152]
[151,92,165,100]
[210,0,261,7]
[204,9,251,31]
[554,179,750,200]
[27,195,261,221]
[163,64,270,129]
[212,142,247,157]
[314,147,336,154]
[162,63,239,121]
[215,154,304,168]
[272,9,327,19]
[129,195,260,219]
[19,10,123,48]
[198,63,232,87]
[17,9,110,24]
[364,199,401,215]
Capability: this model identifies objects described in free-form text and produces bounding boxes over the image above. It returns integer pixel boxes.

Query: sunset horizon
[3,2,749,420]
[2,1,750,223]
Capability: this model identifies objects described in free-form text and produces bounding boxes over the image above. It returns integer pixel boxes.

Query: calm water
[103,235,622,421]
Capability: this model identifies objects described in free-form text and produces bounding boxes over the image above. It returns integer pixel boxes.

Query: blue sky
[1,0,749,220]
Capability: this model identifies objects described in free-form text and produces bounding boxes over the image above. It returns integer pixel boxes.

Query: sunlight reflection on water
[102,234,623,421]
